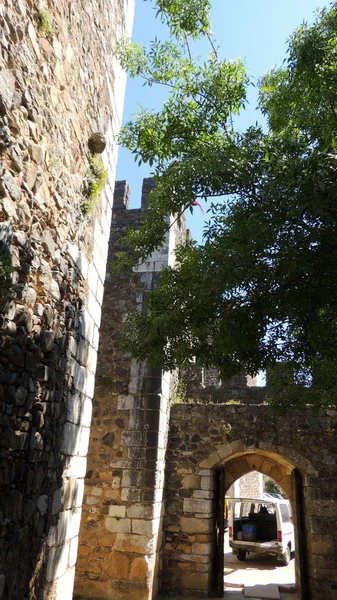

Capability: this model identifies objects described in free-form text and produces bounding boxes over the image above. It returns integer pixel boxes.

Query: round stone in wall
[88,132,106,154]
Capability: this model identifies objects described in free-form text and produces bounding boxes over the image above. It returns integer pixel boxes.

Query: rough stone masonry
[0,1,134,598]
[74,179,184,600]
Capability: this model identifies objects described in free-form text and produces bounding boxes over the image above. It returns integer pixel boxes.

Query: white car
[228,495,295,565]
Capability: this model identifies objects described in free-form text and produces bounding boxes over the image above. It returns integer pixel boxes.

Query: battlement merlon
[112,177,188,271]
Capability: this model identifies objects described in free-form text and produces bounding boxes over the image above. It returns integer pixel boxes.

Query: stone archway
[206,444,312,598]
[199,440,317,599]
[162,434,317,599]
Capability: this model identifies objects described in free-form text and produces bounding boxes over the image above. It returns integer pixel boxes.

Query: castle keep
[0,3,337,600]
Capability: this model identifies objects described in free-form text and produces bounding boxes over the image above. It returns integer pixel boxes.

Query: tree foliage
[116,2,337,408]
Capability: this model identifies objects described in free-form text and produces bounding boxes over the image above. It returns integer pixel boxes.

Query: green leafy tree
[116,2,337,408]
[263,476,287,499]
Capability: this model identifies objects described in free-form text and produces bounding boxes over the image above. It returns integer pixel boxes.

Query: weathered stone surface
[129,557,148,582]
[0,69,14,115]
[0,1,133,599]
[0,170,21,201]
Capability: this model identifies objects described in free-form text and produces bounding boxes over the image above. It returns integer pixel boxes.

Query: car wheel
[281,545,291,566]
[237,550,246,561]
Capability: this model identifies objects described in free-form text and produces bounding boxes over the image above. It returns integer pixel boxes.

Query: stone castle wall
[183,363,267,404]
[0,2,134,598]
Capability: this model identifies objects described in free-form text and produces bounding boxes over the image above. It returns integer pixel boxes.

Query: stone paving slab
[244,584,280,598]
[158,588,297,600]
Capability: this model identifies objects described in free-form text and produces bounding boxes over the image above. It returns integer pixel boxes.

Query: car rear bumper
[229,540,284,557]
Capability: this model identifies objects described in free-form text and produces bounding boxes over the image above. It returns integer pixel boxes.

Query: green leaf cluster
[117,3,337,409]
[150,0,211,38]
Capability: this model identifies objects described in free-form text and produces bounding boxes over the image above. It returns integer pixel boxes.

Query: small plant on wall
[37,8,54,37]
[82,153,108,214]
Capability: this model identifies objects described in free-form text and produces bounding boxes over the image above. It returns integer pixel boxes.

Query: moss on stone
[37,9,54,37]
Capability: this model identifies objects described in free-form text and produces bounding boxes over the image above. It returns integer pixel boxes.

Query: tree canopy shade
[116,2,337,408]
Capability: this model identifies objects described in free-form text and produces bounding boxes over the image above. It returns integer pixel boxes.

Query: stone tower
[74,179,185,599]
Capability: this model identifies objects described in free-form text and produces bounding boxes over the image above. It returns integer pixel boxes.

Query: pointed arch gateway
[204,440,317,599]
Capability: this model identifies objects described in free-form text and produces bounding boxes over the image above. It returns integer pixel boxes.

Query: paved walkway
[157,534,298,600]
[158,593,296,600]
[224,533,295,589]
[158,590,296,600]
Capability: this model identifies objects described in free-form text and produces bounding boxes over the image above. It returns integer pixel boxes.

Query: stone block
[74,479,85,508]
[182,474,200,489]
[46,544,69,582]
[80,397,92,427]
[78,426,90,457]
[52,488,62,516]
[184,498,211,515]
[121,470,141,488]
[180,517,211,534]
[132,518,159,536]
[87,344,98,374]
[61,422,80,456]
[66,456,87,479]
[109,505,126,518]
[106,581,149,600]
[129,557,149,582]
[308,534,335,555]
[56,509,81,544]
[180,571,209,590]
[66,392,82,425]
[193,490,212,499]
[105,517,131,533]
[217,443,232,460]
[126,503,154,518]
[105,552,130,580]
[52,567,75,598]
[115,534,155,554]
[121,430,142,446]
[88,291,102,328]
[118,394,136,411]
[86,371,95,399]
[121,488,141,502]
[72,361,87,394]
[85,496,99,505]
[69,536,79,568]
[200,476,211,491]
[191,542,211,555]
[177,554,210,564]
[199,451,221,468]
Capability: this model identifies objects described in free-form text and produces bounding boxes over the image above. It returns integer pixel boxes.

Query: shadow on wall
[0,227,94,598]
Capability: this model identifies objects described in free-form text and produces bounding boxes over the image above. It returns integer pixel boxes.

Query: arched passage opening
[223,470,295,595]
[207,445,313,599]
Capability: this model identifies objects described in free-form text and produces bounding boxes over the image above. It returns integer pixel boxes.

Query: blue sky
[116,0,329,241]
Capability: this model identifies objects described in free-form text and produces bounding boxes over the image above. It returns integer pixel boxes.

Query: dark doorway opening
[210,454,307,600]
